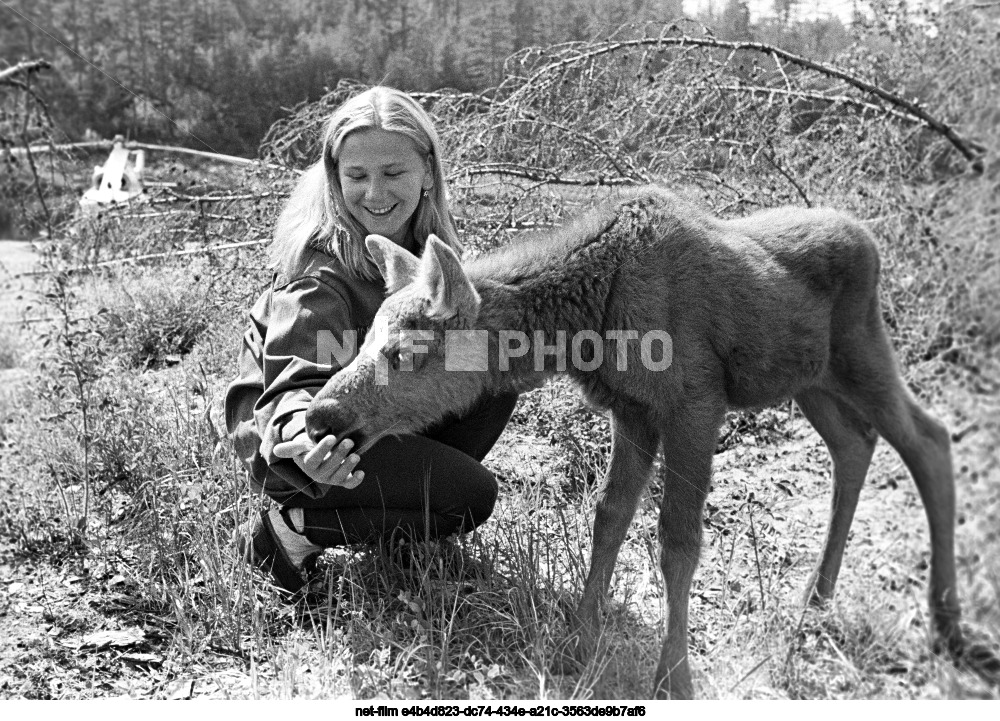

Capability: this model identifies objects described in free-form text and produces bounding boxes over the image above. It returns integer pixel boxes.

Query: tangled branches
[260,22,990,251]
[1,58,59,236]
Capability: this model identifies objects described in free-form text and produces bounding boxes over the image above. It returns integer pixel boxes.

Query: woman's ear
[422,154,434,192]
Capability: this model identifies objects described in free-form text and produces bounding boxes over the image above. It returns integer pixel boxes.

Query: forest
[0,0,998,703]
[1,0,856,155]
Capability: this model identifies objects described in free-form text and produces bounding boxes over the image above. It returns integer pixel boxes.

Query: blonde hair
[269,86,462,281]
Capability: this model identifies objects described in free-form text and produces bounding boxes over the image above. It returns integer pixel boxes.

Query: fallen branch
[129,141,296,173]
[958,2,1000,10]
[0,59,51,85]
[692,83,921,126]
[3,139,300,174]
[410,90,500,111]
[451,163,638,187]
[515,33,985,167]
[162,189,288,203]
[0,314,95,327]
[12,238,268,280]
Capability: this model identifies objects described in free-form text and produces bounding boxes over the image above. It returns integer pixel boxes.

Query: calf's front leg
[572,407,659,661]
[653,410,718,699]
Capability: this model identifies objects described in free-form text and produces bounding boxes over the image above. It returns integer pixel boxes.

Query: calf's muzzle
[305,398,364,447]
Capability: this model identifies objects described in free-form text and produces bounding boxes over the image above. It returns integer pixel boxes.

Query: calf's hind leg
[856,379,962,652]
[794,388,878,606]
[832,316,965,656]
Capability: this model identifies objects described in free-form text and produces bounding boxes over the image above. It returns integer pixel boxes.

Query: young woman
[224,87,518,594]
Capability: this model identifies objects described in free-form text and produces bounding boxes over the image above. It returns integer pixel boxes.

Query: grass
[97,268,215,369]
[0,349,998,698]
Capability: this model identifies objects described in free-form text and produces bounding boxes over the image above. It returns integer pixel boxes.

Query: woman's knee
[461,467,498,529]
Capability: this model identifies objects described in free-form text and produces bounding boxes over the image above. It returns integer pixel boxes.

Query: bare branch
[4,140,299,173]
[955,2,1000,10]
[692,83,921,125]
[0,59,51,85]
[451,164,638,187]
[161,189,288,203]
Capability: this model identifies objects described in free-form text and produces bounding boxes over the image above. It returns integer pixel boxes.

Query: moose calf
[306,188,970,698]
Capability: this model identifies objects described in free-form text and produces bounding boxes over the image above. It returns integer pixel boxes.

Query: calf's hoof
[961,642,1000,684]
[939,631,1000,686]
[653,657,694,699]
[652,674,694,700]
[803,572,835,609]
[551,627,592,676]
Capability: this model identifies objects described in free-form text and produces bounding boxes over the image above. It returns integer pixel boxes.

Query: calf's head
[306,235,489,452]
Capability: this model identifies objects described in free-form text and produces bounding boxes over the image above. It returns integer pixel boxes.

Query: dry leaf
[81,628,145,649]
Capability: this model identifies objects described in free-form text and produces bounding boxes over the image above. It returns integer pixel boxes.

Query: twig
[747,502,767,612]
[772,52,793,93]
[452,163,637,187]
[410,90,500,110]
[727,653,773,693]
[0,315,75,327]
[0,59,51,85]
[759,145,812,207]
[503,116,648,181]
[0,76,53,121]
[162,189,288,203]
[956,2,1000,10]
[12,238,268,280]
[102,210,189,220]
[197,213,241,222]
[18,73,53,238]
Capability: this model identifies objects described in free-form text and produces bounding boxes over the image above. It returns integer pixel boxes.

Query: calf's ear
[421,235,480,323]
[366,234,420,293]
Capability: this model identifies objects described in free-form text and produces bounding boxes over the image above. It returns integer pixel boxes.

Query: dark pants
[287,392,518,548]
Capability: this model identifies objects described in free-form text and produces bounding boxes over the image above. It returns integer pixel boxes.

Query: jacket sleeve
[254,275,356,467]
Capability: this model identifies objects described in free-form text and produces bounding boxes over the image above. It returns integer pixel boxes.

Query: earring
[422,189,430,198]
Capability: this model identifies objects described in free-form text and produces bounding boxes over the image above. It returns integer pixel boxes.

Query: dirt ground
[0,240,39,317]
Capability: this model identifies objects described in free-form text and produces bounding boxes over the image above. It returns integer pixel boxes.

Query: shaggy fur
[307,187,970,698]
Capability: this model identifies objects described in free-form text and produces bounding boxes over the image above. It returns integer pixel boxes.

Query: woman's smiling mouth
[365,204,397,216]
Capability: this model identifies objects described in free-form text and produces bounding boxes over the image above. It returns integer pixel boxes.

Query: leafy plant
[97,268,215,369]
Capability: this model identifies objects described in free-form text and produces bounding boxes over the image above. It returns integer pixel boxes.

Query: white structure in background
[79,135,145,212]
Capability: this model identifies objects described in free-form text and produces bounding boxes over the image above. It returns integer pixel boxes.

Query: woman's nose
[364,176,386,201]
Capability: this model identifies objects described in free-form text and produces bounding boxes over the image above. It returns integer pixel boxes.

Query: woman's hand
[273,433,365,490]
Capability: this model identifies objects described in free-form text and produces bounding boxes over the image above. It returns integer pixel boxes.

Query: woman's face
[337,129,432,248]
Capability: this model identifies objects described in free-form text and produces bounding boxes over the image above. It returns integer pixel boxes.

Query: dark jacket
[224,249,386,500]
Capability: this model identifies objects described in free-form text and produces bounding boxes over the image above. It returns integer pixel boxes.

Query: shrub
[98,267,215,369]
